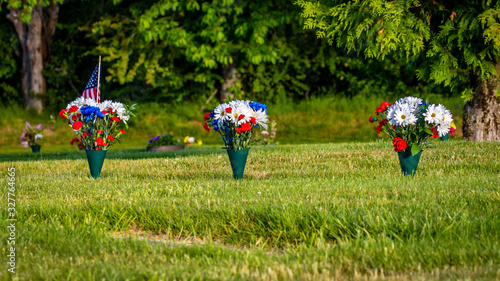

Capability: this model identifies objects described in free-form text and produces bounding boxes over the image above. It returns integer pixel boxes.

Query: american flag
[82,64,101,102]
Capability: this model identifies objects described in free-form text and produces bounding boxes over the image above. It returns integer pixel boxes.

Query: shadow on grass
[0,147,227,162]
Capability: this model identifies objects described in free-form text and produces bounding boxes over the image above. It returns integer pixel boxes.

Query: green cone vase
[86,150,107,179]
[30,145,41,153]
[226,148,250,180]
[440,133,449,141]
[397,150,423,176]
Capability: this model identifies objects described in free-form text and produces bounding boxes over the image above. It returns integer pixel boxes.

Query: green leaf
[411,144,422,156]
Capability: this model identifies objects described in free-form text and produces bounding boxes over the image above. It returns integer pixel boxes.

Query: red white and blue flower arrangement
[369,96,453,175]
[59,97,136,151]
[59,97,136,178]
[203,100,269,179]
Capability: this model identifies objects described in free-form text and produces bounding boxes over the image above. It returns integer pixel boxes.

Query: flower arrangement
[184,136,202,146]
[148,133,180,147]
[20,122,44,148]
[369,96,453,154]
[59,97,136,150]
[450,121,457,136]
[259,120,277,145]
[203,100,269,150]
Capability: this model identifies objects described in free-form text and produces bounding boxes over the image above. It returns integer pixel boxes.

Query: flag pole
[97,55,101,92]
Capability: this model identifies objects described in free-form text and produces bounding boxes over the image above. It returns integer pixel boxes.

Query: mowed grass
[0,141,499,280]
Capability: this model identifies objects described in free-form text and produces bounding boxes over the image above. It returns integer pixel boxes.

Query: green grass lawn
[1,141,499,280]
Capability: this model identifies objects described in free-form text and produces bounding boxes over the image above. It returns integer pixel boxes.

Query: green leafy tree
[0,0,63,113]
[88,0,294,102]
[0,17,19,104]
[296,0,500,141]
[86,0,447,106]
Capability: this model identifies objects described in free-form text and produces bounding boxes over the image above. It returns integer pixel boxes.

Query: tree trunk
[7,2,59,113]
[220,63,238,102]
[463,59,500,141]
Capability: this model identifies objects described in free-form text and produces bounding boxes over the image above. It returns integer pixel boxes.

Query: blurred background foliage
[0,0,460,150]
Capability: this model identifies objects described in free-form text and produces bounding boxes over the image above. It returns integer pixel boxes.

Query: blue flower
[209,111,215,118]
[81,105,104,118]
[250,101,267,113]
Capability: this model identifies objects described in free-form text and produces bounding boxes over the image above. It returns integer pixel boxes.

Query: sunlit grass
[0,141,498,280]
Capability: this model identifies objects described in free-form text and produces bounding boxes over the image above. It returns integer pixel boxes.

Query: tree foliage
[86,0,446,105]
[0,0,455,113]
[295,0,500,100]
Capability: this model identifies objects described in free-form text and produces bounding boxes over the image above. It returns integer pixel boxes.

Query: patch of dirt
[110,223,222,246]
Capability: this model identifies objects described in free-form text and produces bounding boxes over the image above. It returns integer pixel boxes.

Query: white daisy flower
[440,110,453,125]
[437,122,451,137]
[402,96,423,109]
[213,103,230,124]
[99,100,113,112]
[386,104,397,124]
[249,109,269,129]
[423,104,443,124]
[393,103,417,127]
[108,101,130,123]
[227,103,252,126]
[228,100,250,108]
[404,96,423,115]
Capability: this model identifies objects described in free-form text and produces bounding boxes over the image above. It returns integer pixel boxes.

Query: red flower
[107,135,115,142]
[430,126,439,138]
[102,110,107,114]
[203,123,210,132]
[72,121,83,130]
[59,109,67,119]
[240,122,252,132]
[236,127,242,134]
[69,105,79,113]
[225,107,232,113]
[95,138,107,146]
[450,127,456,136]
[72,115,78,121]
[97,130,103,134]
[238,114,245,120]
[95,147,102,151]
[111,117,120,123]
[375,102,391,115]
[379,118,388,125]
[380,102,391,108]
[83,132,89,137]
[70,137,80,145]
[78,145,84,149]
[249,117,256,125]
[203,112,211,121]
[120,129,125,134]
[369,116,375,123]
[376,123,383,134]
[108,108,114,114]
[393,125,397,130]
[392,137,408,152]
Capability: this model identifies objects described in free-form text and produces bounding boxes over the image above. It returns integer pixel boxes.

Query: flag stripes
[81,64,101,102]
